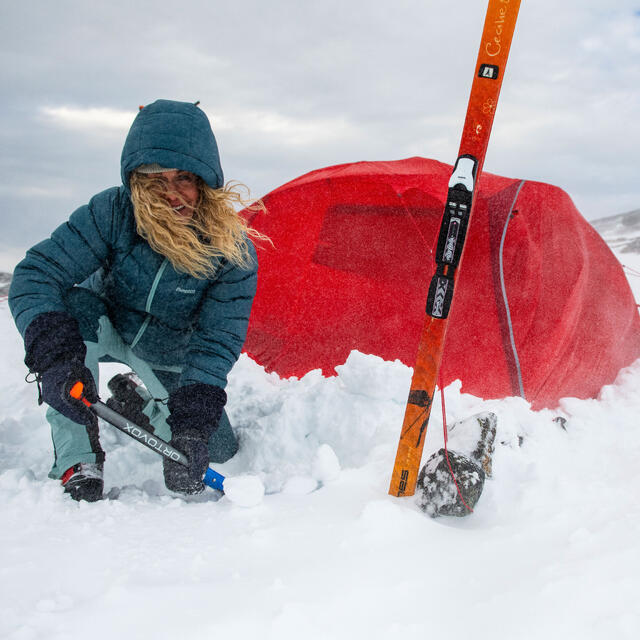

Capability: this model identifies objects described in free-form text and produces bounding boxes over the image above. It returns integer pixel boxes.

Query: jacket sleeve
[9,187,126,337]
[179,240,258,389]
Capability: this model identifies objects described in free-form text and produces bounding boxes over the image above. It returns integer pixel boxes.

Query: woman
[9,99,264,502]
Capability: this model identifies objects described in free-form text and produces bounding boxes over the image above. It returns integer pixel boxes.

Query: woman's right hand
[40,359,98,425]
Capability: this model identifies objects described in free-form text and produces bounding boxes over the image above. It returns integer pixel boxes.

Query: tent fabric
[243,157,640,409]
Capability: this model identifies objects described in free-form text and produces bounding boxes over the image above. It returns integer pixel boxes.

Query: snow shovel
[69,381,225,492]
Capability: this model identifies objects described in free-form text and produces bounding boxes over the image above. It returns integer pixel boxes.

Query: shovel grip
[69,381,92,407]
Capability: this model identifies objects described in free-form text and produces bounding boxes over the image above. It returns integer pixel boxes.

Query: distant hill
[591,209,640,254]
[0,272,11,297]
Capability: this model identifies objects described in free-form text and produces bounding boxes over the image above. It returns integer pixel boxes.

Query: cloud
[209,108,359,147]
[40,106,136,133]
[0,184,73,199]
[1,0,639,266]
[38,103,358,149]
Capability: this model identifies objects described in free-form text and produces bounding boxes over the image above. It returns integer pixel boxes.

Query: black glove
[163,383,226,494]
[24,311,98,425]
[40,359,98,424]
[164,429,210,494]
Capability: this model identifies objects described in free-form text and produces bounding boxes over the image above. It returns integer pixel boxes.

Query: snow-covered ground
[1,219,639,640]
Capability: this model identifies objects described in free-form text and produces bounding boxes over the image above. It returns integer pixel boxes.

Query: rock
[416,448,485,517]
[416,412,497,517]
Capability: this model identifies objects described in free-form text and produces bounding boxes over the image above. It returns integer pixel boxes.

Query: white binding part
[448,156,476,192]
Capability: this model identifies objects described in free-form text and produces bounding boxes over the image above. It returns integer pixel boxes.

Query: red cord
[440,379,473,513]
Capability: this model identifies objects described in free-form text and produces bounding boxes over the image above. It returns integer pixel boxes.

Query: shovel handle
[69,381,92,407]
[69,380,225,492]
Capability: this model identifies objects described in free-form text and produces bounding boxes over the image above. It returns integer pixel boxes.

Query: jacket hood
[121,99,224,191]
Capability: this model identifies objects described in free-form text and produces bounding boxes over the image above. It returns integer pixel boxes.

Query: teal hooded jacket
[9,100,257,390]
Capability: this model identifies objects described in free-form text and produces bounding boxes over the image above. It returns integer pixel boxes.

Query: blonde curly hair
[129,172,267,279]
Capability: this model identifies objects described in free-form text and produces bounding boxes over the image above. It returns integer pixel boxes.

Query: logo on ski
[444,218,461,263]
[482,98,497,115]
[432,278,449,318]
[478,64,499,80]
[398,469,410,494]
[408,389,432,408]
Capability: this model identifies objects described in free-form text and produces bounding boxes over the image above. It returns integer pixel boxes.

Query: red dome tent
[243,157,640,409]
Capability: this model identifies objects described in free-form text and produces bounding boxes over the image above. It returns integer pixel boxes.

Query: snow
[1,229,640,639]
[223,474,265,507]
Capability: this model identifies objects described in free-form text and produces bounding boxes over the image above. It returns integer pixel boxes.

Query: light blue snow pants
[47,287,238,478]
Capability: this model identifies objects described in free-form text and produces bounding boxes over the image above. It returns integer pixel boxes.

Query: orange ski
[389,0,522,497]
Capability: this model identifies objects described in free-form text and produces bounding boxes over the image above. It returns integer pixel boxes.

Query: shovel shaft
[69,381,225,491]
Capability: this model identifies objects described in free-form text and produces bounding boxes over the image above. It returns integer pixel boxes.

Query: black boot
[106,373,154,432]
[61,462,104,502]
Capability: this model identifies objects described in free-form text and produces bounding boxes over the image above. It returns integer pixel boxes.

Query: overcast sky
[1,0,639,270]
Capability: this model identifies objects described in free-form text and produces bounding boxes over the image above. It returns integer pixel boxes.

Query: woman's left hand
[163,429,209,494]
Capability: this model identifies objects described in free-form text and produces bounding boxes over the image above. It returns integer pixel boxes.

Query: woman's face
[155,170,199,218]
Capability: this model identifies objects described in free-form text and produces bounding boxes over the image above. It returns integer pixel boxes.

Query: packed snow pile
[1,224,639,639]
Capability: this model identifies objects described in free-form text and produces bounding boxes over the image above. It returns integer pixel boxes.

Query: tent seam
[499,179,526,399]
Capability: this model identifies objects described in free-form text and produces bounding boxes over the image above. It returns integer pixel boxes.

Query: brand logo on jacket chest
[175,287,196,294]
